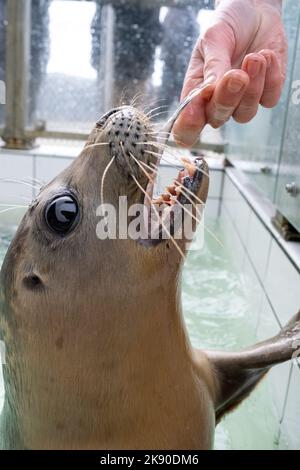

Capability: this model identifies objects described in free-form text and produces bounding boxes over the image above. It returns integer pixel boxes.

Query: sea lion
[0,106,299,450]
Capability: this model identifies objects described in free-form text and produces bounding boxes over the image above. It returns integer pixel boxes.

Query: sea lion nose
[101,107,156,178]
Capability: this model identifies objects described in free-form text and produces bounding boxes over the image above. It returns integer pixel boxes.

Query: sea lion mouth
[141,155,208,246]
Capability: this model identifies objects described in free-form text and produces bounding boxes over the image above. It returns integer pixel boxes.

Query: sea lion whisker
[174,176,223,247]
[130,92,146,108]
[6,194,33,204]
[145,150,183,168]
[118,142,154,184]
[147,132,173,138]
[128,153,158,176]
[128,151,155,184]
[154,145,210,179]
[131,174,185,260]
[169,186,223,247]
[143,150,178,168]
[0,205,28,215]
[138,159,158,174]
[143,149,179,168]
[83,142,110,152]
[149,161,159,171]
[170,184,201,210]
[174,181,205,206]
[136,141,172,153]
[203,225,224,248]
[118,87,130,107]
[171,154,209,179]
[100,155,116,207]
[166,192,201,225]
[0,203,29,207]
[145,105,169,118]
[142,97,168,112]
[151,164,222,247]
[0,177,41,190]
[148,110,170,120]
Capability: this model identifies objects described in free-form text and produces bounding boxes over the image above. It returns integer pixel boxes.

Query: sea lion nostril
[23,274,44,291]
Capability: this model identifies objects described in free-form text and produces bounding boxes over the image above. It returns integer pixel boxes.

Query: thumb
[174,25,234,147]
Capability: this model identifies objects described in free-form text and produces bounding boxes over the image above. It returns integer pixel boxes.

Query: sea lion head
[0,106,209,448]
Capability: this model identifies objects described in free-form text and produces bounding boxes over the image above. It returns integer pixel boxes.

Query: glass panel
[275,28,300,232]
[28,0,98,133]
[0,0,7,127]
[224,0,300,202]
[28,0,214,134]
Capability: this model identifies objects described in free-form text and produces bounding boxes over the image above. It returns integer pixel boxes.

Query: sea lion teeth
[182,159,196,177]
[178,168,190,181]
[167,185,177,196]
[152,197,163,205]
[175,185,182,195]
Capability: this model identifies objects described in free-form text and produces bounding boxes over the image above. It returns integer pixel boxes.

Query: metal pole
[2,0,34,149]
[98,4,115,113]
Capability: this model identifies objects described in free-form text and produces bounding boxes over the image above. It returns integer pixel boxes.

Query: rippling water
[0,219,280,449]
[183,219,280,450]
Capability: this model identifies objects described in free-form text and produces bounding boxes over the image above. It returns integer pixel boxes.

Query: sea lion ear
[204,310,300,422]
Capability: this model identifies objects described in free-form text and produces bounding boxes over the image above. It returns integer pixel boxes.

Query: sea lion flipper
[205,310,300,422]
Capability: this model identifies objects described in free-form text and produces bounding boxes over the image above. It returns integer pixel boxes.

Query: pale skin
[173,0,287,147]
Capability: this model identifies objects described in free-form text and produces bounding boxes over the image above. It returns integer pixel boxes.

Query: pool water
[0,218,281,450]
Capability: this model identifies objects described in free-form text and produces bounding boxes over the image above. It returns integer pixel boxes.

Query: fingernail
[175,129,198,148]
[227,78,245,93]
[247,60,261,77]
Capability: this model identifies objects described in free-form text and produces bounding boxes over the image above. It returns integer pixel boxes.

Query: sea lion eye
[45,195,79,235]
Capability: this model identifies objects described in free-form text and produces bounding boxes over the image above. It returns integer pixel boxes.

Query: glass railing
[224,0,300,233]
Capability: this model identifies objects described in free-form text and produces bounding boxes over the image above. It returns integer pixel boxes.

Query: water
[0,218,280,450]
[183,218,280,450]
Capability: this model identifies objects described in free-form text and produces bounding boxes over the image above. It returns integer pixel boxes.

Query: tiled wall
[221,173,300,450]
[0,149,73,226]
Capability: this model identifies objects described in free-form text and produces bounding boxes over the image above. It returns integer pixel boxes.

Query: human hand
[173,0,287,147]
